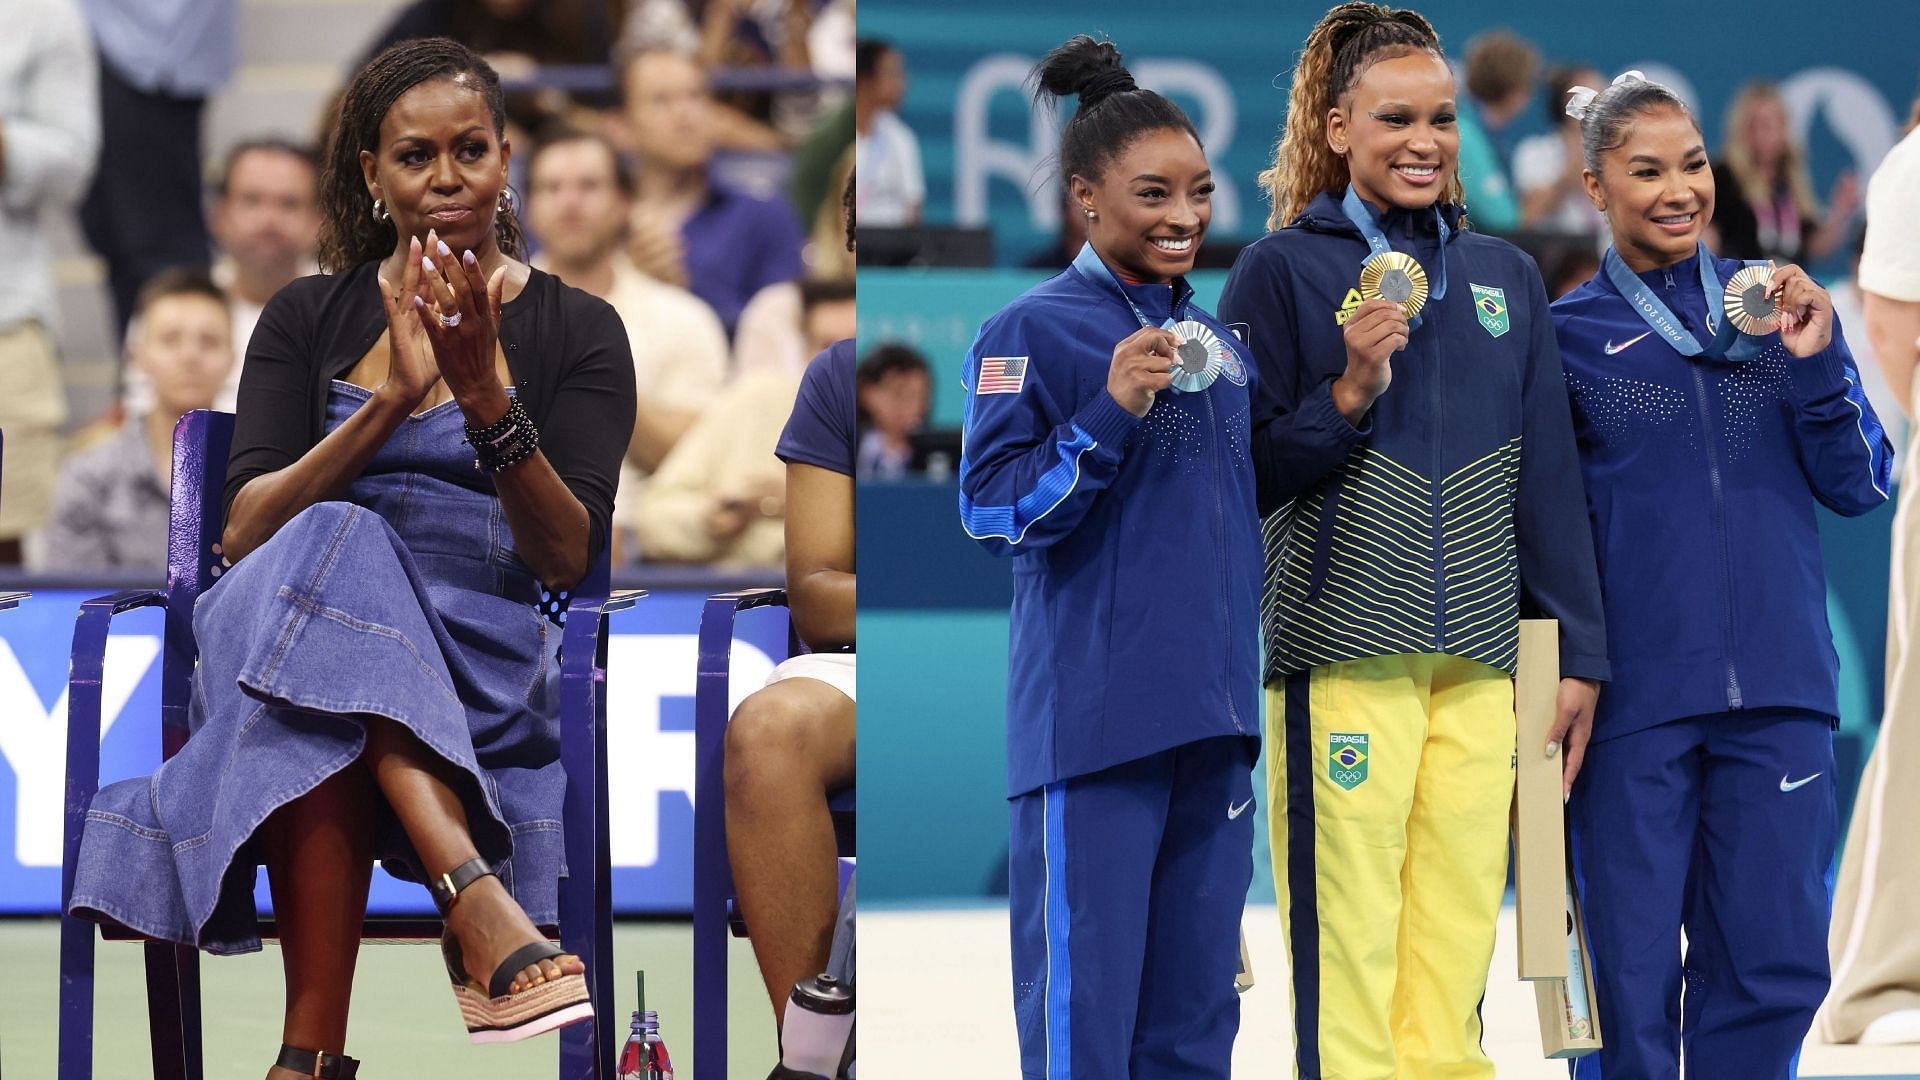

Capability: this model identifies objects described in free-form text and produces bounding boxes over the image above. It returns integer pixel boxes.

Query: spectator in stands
[630,277,852,567]
[1820,93,1920,1049]
[525,129,728,473]
[76,0,229,342]
[42,270,231,571]
[1515,64,1607,240]
[725,172,856,1053]
[210,140,322,406]
[855,343,931,480]
[0,0,99,566]
[524,128,731,563]
[854,38,923,227]
[123,140,321,420]
[1456,28,1536,235]
[1712,81,1859,266]
[362,0,619,131]
[618,44,807,335]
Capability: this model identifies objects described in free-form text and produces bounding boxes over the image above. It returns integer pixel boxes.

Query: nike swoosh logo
[1228,798,1254,820]
[1780,773,1823,792]
[1604,331,1653,355]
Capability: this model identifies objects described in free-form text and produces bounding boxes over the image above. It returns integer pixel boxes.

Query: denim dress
[68,382,565,954]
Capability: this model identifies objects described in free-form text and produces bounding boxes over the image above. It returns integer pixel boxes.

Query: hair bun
[1032,34,1137,111]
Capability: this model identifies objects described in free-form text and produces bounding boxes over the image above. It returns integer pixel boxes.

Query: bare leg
[360,716,581,993]
[260,760,377,1079]
[724,679,856,1030]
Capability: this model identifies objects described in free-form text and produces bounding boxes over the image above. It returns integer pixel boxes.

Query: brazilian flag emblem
[1471,283,1510,338]
[1329,733,1369,790]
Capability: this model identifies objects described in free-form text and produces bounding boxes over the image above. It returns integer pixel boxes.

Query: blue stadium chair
[0,429,24,611]
[693,588,855,1078]
[56,409,640,1080]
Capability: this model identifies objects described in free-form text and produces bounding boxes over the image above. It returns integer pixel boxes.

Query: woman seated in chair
[65,38,635,1080]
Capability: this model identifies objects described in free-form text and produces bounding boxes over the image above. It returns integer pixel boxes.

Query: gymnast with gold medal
[1217,4,1609,1074]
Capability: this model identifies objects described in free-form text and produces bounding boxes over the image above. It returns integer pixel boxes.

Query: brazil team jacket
[1218,191,1610,685]
[1552,250,1893,741]
[958,244,1263,797]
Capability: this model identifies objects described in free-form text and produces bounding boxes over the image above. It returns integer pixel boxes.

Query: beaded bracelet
[463,398,541,473]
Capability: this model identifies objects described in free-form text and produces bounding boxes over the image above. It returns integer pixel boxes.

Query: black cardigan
[223,262,637,563]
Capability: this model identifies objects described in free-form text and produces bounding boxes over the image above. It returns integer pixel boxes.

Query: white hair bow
[1565,70,1647,122]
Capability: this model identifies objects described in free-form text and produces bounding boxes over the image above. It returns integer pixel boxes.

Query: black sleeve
[224,282,319,525]
[542,295,637,566]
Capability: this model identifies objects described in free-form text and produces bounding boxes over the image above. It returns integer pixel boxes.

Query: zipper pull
[1664,268,1675,289]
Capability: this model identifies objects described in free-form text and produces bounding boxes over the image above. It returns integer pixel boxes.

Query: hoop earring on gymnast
[372,198,390,223]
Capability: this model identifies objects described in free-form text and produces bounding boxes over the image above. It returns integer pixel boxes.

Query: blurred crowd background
[2,0,858,577]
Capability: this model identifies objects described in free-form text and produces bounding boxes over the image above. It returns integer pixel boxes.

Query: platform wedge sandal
[432,856,594,1043]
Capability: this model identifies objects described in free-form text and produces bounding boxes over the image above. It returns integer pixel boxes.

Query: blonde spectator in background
[629,278,853,567]
[42,270,231,571]
[0,0,98,565]
[1711,81,1860,265]
[1820,93,1920,1049]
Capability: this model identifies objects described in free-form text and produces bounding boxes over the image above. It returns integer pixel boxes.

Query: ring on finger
[436,309,463,329]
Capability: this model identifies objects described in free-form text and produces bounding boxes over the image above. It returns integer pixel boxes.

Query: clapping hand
[415,228,509,399]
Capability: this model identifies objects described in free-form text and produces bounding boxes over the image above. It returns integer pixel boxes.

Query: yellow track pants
[1267,653,1516,1079]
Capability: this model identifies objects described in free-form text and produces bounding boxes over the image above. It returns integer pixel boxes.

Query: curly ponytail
[1028,35,1201,187]
[1261,2,1463,229]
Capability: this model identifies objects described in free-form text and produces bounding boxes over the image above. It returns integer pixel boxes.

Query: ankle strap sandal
[432,857,595,1044]
[276,1043,360,1078]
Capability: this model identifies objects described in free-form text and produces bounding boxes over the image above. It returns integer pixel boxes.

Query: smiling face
[359,75,510,257]
[1328,49,1459,211]
[1586,104,1712,272]
[1073,126,1212,284]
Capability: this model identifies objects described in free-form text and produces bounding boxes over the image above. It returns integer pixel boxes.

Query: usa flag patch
[977,356,1028,395]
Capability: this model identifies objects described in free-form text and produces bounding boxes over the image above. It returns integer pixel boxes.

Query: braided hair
[1260,3,1464,229]
[1028,35,1201,189]
[318,37,526,273]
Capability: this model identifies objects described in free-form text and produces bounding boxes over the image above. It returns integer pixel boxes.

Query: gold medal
[1723,265,1779,336]
[1359,251,1430,320]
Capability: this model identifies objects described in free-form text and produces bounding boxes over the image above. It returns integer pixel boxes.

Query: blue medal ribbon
[1341,186,1450,331]
[1601,241,1763,362]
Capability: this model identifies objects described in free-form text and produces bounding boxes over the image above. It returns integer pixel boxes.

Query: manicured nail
[423,256,436,272]
[436,239,452,258]
[464,249,478,267]
[413,295,425,309]
[1545,740,1560,759]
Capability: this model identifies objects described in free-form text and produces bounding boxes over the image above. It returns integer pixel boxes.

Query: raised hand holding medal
[1759,262,1834,358]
